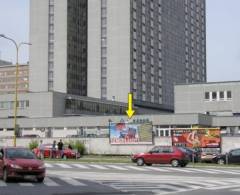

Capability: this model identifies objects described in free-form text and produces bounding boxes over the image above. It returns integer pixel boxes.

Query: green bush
[74,140,86,155]
[29,140,38,150]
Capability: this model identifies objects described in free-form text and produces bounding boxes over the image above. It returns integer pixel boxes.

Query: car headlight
[10,164,23,169]
[38,164,46,169]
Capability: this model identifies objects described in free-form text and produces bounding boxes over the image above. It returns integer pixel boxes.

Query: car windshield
[6,148,36,159]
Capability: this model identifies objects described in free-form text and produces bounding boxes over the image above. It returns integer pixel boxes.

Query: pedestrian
[68,144,73,150]
[39,140,44,159]
[52,140,57,158]
[57,139,64,158]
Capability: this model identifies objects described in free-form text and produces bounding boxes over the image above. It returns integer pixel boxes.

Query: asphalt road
[1,162,240,195]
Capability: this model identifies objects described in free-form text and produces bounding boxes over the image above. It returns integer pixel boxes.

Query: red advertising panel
[171,128,221,148]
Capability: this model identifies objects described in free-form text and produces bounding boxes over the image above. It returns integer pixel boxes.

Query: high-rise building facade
[30,0,206,111]
[30,0,87,96]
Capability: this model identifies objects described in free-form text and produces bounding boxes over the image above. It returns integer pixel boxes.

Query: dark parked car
[179,147,200,162]
[131,146,190,167]
[199,148,220,162]
[0,147,45,182]
[213,148,240,164]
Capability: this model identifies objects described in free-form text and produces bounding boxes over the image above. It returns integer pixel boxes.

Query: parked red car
[131,146,190,167]
[33,144,80,159]
[0,147,45,182]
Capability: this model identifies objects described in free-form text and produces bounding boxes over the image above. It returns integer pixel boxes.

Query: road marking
[179,181,204,189]
[106,165,128,170]
[63,177,87,186]
[19,183,34,186]
[231,188,240,192]
[186,168,219,174]
[45,163,53,168]
[185,181,219,188]
[164,168,194,173]
[89,165,109,170]
[72,164,90,169]
[157,184,189,191]
[125,166,148,171]
[206,184,240,190]
[43,177,60,186]
[0,181,7,186]
[55,163,72,168]
[206,180,230,186]
[118,183,187,192]
[206,169,240,175]
[144,167,170,172]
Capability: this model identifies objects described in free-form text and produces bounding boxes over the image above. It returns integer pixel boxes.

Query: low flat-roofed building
[1,81,240,153]
[175,81,240,116]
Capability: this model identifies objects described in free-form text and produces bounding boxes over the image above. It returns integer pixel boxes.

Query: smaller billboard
[110,122,153,145]
[171,128,221,148]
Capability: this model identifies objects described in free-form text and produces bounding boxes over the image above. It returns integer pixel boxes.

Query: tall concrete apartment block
[30,0,87,95]
[30,0,206,111]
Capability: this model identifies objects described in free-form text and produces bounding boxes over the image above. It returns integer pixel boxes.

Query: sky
[0,0,239,82]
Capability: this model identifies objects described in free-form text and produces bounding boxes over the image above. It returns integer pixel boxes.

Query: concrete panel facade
[0,92,54,119]
[87,0,101,99]
[54,0,68,93]
[175,81,240,115]
[29,0,49,92]
[107,0,131,103]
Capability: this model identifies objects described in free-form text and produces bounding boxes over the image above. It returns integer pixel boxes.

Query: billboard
[171,128,221,148]
[110,122,153,145]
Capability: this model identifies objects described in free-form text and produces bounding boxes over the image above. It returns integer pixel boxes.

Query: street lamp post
[0,34,31,147]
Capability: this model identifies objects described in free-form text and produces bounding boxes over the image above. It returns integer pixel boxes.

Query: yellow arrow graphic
[126,93,135,119]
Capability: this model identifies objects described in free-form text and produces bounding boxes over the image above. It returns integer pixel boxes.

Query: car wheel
[3,168,9,182]
[217,159,225,165]
[37,177,44,183]
[171,159,179,167]
[145,163,152,166]
[136,158,145,166]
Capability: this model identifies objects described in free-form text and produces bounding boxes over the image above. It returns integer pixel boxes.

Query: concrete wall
[52,92,66,117]
[221,136,240,153]
[1,136,239,155]
[0,137,171,155]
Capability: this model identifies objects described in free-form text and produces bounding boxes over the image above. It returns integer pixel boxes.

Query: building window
[227,91,232,99]
[212,92,217,101]
[204,92,209,100]
[165,130,170,137]
[160,130,164,136]
[219,91,224,100]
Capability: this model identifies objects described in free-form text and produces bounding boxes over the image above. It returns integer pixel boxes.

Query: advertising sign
[110,122,153,145]
[171,128,221,148]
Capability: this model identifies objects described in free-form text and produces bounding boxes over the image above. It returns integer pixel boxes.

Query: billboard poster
[110,122,153,145]
[171,128,221,148]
